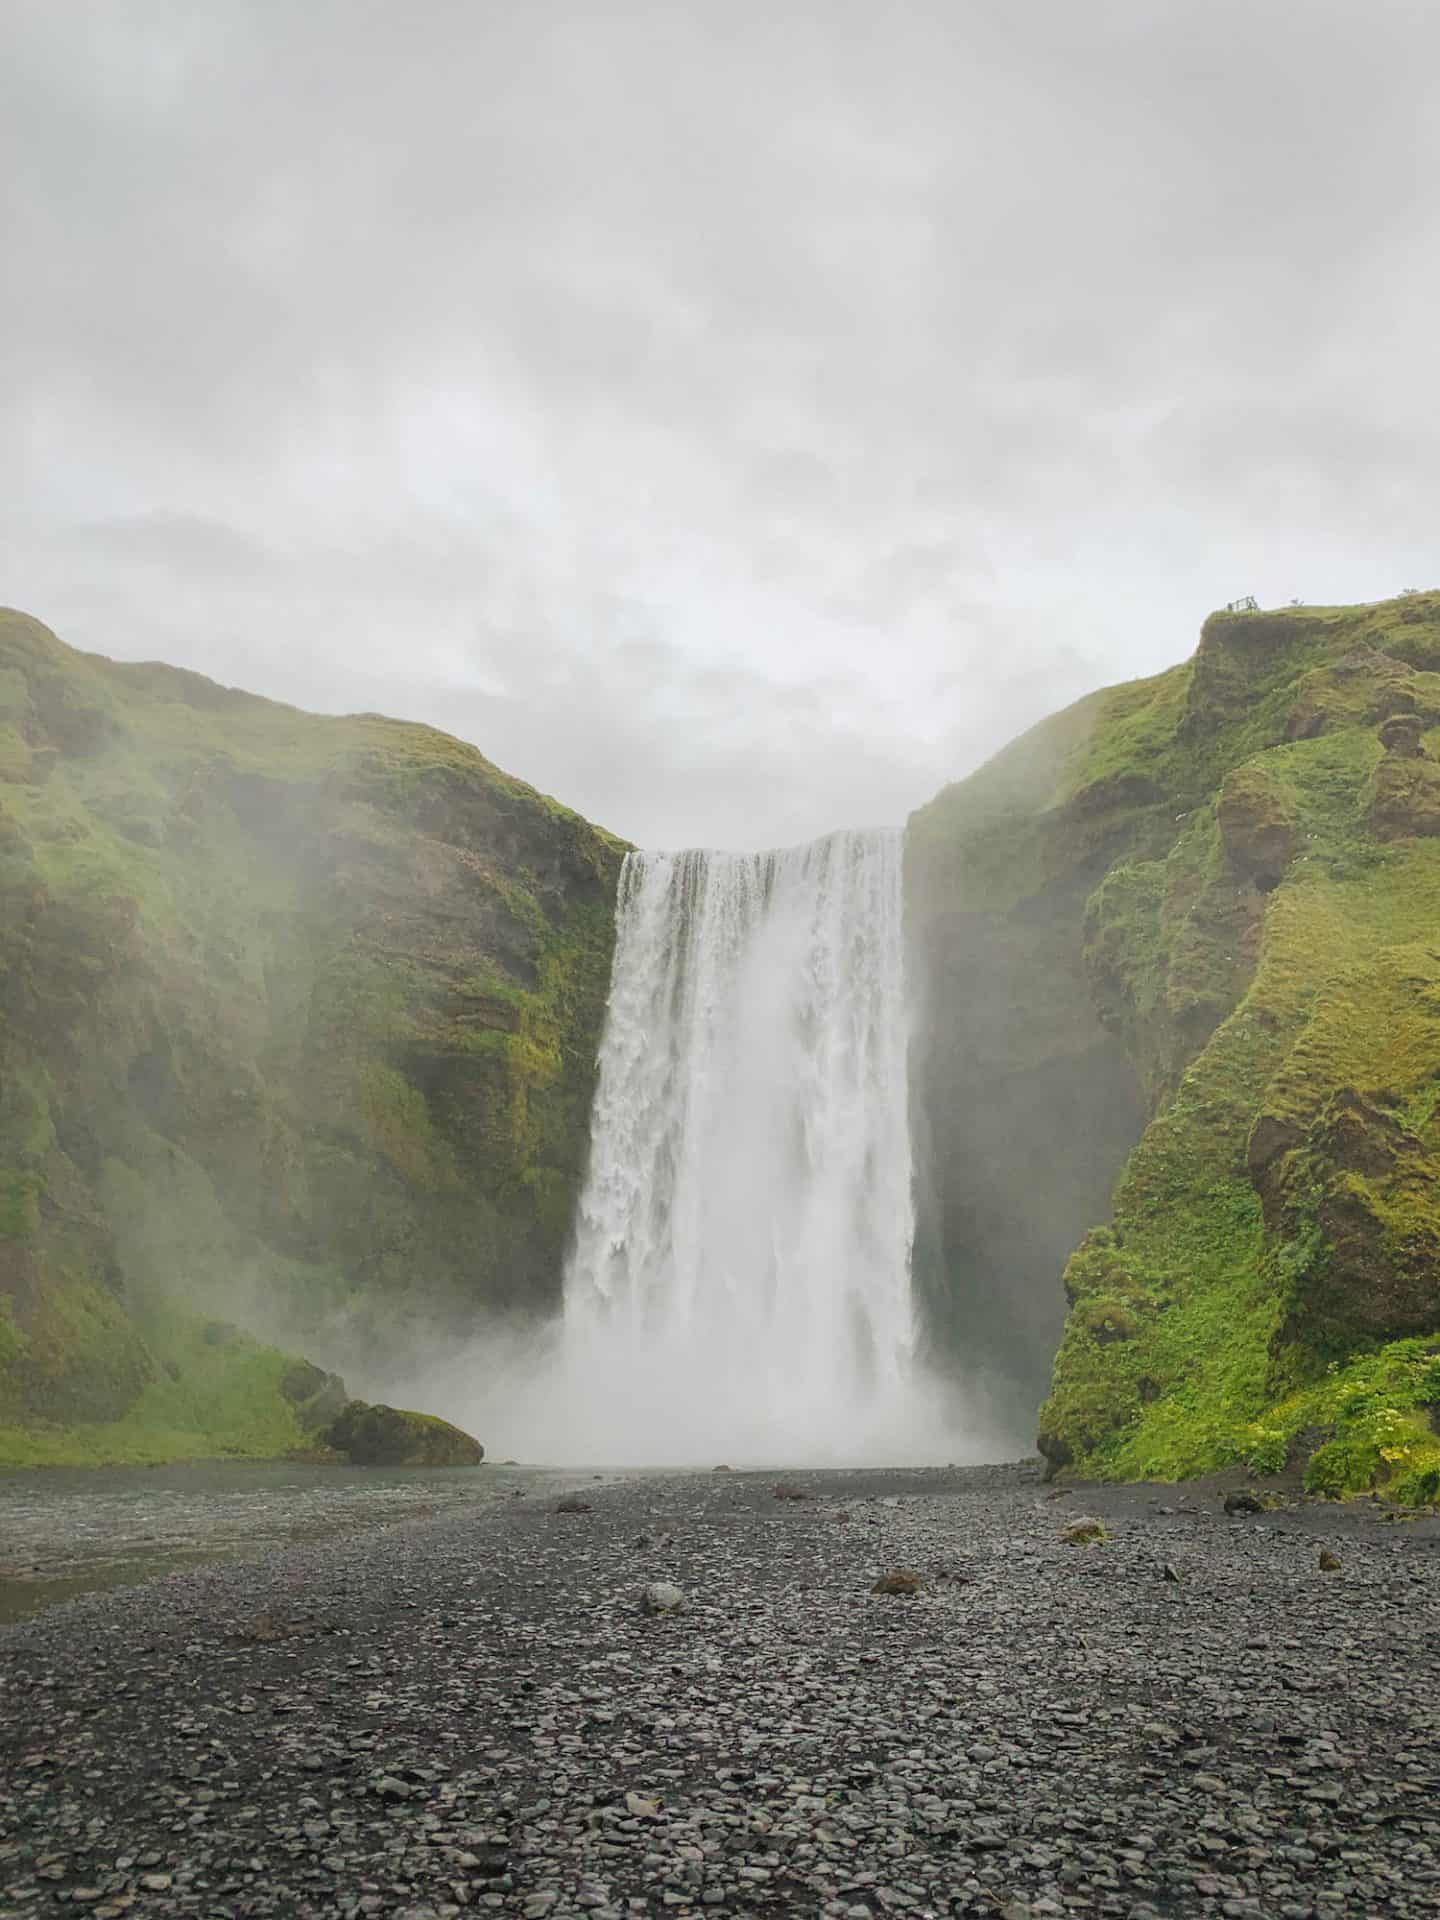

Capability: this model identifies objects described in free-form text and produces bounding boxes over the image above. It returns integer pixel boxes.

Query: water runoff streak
[554,828,942,1464]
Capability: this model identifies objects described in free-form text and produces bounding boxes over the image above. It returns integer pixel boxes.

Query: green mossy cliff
[0,610,624,1465]
[909,590,1440,1501]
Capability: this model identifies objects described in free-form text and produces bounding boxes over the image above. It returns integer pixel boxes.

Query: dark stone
[1378,711,1427,757]
[1246,1112,1302,1178]
[325,1400,483,1467]
[1036,1428,1073,1479]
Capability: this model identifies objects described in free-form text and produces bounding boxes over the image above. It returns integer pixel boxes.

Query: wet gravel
[0,1464,609,1624]
[3,1461,1440,1919]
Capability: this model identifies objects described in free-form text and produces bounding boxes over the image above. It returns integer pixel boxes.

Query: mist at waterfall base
[422,830,1007,1468]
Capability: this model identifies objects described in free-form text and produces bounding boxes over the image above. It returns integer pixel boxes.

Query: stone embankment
[3,1465,1438,1918]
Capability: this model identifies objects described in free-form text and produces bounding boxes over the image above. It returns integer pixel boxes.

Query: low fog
[6,0,1440,848]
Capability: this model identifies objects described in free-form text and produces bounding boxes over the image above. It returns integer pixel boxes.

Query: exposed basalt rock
[1370,740,1440,838]
[1378,711,1428,756]
[1182,607,1325,739]
[1035,1425,1073,1478]
[0,608,624,1464]
[1315,1085,1421,1179]
[1066,769,1162,817]
[1246,1111,1303,1183]
[325,1398,483,1466]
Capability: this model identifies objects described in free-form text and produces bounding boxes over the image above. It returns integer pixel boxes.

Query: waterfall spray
[544,827,947,1463]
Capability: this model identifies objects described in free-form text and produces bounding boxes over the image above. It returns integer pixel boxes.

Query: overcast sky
[5,1,1439,849]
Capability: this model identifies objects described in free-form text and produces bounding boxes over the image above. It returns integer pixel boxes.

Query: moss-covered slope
[0,610,624,1463]
[908,590,1440,1500]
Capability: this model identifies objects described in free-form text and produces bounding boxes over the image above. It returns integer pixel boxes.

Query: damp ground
[0,1461,616,1624]
[2,1463,1439,1918]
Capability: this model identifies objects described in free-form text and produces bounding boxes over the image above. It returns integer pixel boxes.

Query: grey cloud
[4,0,1440,846]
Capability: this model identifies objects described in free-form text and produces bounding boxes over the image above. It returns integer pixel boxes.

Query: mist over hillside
[0,608,621,1463]
[5,590,1440,1502]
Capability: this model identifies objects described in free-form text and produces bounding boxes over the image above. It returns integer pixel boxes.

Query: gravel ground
[0,1465,608,1625]
[3,1461,1440,1920]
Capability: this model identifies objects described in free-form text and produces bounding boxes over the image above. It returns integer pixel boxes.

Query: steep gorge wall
[908,590,1440,1500]
[0,610,624,1462]
[906,709,1148,1425]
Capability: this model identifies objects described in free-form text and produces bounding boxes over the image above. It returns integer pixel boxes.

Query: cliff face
[909,591,1440,1502]
[0,611,624,1463]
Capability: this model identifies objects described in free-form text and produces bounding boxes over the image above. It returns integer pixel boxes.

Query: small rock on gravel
[1061,1515,1107,1544]
[1223,1487,1265,1514]
[871,1570,926,1595]
[640,1580,685,1614]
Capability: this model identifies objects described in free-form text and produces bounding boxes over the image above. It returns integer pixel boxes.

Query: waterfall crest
[558,827,927,1462]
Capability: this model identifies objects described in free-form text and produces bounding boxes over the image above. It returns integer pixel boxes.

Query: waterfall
[556,827,932,1463]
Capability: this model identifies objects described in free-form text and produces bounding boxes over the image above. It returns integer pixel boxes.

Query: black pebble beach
[4,1464,1440,1919]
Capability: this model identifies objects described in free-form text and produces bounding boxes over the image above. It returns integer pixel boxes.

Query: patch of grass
[0,1309,309,1468]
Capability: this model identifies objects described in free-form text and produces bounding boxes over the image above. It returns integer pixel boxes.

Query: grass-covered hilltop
[0,609,624,1465]
[909,588,1440,1504]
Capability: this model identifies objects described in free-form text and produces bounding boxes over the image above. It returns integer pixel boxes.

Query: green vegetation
[326,1398,483,1466]
[15,585,1440,1495]
[0,608,624,1466]
[0,1312,311,1466]
[911,590,1440,1501]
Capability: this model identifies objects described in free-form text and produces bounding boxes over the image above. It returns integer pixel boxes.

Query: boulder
[1222,1488,1264,1515]
[641,1582,685,1615]
[325,1399,483,1467]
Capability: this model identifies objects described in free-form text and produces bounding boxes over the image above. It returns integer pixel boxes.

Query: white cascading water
[545,827,946,1464]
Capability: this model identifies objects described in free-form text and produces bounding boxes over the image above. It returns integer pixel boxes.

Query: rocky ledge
[2,1466,1439,1918]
